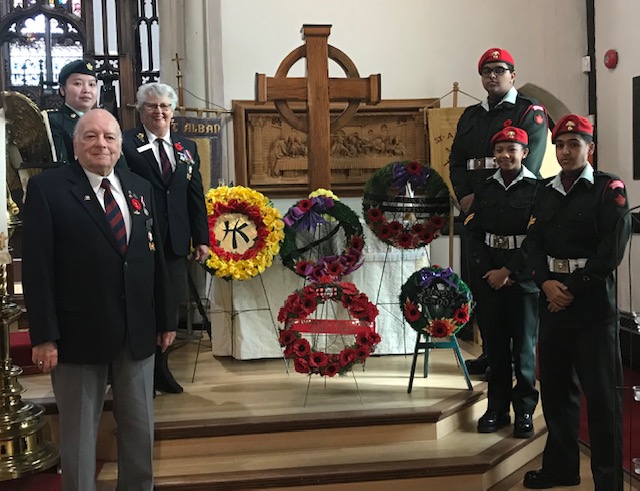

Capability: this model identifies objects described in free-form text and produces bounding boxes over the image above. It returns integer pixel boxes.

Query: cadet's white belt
[467,157,498,170]
[547,256,588,274]
[485,233,525,250]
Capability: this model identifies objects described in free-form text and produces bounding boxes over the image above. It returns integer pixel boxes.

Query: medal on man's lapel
[127,191,142,215]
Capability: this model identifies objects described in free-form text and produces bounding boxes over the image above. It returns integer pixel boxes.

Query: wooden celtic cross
[256,24,381,191]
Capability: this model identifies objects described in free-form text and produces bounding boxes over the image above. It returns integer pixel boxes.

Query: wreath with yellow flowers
[278,281,380,377]
[399,266,474,338]
[202,186,284,280]
[363,161,450,249]
[280,189,365,281]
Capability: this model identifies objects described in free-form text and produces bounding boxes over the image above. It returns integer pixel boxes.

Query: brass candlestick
[0,219,58,480]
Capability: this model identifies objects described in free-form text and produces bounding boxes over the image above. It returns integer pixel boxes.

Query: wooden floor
[16,336,640,490]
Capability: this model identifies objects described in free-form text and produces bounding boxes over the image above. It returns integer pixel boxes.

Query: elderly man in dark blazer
[122,82,210,394]
[23,109,174,491]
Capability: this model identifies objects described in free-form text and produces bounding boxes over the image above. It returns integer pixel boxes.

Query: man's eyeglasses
[480,66,510,77]
[143,102,173,111]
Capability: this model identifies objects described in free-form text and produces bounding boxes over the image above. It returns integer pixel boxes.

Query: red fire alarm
[604,49,619,69]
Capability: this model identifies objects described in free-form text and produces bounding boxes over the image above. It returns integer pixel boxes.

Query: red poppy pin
[131,198,142,211]
[503,119,512,127]
[174,142,184,152]
[535,114,544,125]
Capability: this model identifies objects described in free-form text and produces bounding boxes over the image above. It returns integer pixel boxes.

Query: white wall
[595,0,640,311]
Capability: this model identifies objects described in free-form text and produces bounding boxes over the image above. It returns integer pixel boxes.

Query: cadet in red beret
[449,47,549,377]
[464,126,540,439]
[45,59,98,163]
[523,114,631,489]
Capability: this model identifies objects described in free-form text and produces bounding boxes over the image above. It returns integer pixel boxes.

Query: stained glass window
[7,0,83,87]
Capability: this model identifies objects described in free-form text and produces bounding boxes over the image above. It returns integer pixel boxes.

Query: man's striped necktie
[100,178,127,254]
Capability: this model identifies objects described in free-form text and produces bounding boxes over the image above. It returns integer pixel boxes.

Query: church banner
[171,116,222,191]
[426,107,466,201]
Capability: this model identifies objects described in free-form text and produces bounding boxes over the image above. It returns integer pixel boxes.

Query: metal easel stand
[407,332,473,393]
[297,301,366,407]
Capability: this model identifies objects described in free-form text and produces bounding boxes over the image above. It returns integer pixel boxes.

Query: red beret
[491,126,528,147]
[478,48,515,74]
[551,114,593,142]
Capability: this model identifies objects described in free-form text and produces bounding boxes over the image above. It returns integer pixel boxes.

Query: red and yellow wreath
[203,186,284,280]
[278,281,381,377]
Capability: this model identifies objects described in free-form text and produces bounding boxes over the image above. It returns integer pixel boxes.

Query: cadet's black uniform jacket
[527,167,631,327]
[450,88,548,202]
[465,167,540,290]
[47,104,80,163]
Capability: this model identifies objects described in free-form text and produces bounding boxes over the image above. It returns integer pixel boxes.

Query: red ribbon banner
[287,319,375,334]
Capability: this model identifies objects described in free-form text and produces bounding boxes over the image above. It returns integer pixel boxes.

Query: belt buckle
[494,235,508,249]
[552,258,568,272]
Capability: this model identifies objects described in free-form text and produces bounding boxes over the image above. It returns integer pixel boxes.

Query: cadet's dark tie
[157,139,173,184]
[100,178,127,254]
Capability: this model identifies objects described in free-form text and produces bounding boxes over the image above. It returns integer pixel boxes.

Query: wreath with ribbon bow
[399,266,474,338]
[363,161,450,249]
[202,185,284,280]
[278,281,380,377]
[280,189,365,281]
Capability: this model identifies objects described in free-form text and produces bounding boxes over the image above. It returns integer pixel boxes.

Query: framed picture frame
[233,98,438,198]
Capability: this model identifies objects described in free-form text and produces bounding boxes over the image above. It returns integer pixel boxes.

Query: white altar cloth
[209,225,459,360]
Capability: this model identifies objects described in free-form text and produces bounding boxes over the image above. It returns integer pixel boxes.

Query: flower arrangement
[280,189,365,281]
[202,185,284,280]
[399,266,474,338]
[363,161,450,249]
[278,281,380,377]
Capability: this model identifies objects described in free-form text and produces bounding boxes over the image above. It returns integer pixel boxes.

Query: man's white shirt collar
[490,165,536,189]
[481,86,518,112]
[548,163,594,196]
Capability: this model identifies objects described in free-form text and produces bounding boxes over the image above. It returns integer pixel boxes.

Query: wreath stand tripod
[407,332,473,393]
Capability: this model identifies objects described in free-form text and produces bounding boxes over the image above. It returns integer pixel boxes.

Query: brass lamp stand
[0,213,58,480]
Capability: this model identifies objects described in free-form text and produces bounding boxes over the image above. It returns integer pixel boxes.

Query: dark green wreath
[363,161,450,249]
[399,266,474,338]
[280,196,365,281]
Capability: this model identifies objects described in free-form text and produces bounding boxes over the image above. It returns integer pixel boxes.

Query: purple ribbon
[392,163,431,191]
[419,267,457,290]
[283,196,334,232]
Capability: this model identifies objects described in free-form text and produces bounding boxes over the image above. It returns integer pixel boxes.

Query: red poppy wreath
[363,161,450,249]
[278,281,381,377]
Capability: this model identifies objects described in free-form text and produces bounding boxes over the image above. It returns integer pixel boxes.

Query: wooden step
[97,414,547,490]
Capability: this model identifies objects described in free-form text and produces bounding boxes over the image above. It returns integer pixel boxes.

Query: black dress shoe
[477,410,510,433]
[514,413,534,438]
[465,353,489,375]
[155,375,183,393]
[523,469,580,489]
[154,347,183,393]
